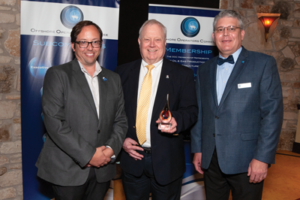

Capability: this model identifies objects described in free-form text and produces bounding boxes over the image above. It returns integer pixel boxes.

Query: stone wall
[0,0,22,199]
[220,0,300,151]
[0,0,298,199]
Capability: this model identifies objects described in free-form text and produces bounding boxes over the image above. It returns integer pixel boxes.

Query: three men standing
[191,10,283,200]
[37,9,284,200]
[115,20,198,200]
[36,21,127,200]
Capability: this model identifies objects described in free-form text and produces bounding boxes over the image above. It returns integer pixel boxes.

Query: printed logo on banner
[181,17,200,38]
[60,6,84,29]
[28,57,51,78]
[115,0,120,7]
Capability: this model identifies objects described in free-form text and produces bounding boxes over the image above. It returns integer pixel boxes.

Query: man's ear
[241,30,245,40]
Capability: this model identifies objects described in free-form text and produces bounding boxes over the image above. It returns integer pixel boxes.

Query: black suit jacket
[115,58,197,185]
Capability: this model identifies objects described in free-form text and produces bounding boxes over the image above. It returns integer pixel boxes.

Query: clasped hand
[87,146,113,168]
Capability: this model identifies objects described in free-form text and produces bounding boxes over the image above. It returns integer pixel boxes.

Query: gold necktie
[136,65,155,145]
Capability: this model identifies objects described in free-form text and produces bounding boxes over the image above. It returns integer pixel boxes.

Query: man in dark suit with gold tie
[115,19,198,200]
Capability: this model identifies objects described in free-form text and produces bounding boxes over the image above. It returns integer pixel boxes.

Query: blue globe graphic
[28,57,51,78]
[60,6,84,29]
[181,17,200,37]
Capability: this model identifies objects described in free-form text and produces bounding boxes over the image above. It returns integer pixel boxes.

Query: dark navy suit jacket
[115,58,198,185]
[191,47,283,174]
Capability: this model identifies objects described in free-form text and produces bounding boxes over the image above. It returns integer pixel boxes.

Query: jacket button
[215,116,219,119]
[213,133,215,137]
[97,130,100,133]
[133,126,136,128]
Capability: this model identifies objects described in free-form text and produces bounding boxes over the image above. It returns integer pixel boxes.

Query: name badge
[238,82,251,89]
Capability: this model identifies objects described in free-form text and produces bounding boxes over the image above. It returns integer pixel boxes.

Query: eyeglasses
[75,41,101,48]
[215,26,241,33]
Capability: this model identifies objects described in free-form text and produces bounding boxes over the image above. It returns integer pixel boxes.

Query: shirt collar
[219,47,242,64]
[141,59,163,70]
[78,60,102,77]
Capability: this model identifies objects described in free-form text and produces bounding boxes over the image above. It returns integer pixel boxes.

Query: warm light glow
[257,13,280,42]
[265,19,271,25]
[261,18,275,27]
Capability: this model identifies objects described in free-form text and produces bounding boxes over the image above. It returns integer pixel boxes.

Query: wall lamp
[257,13,281,42]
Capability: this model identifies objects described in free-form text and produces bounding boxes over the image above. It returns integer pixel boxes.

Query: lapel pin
[103,77,107,81]
[166,75,169,79]
[242,61,245,63]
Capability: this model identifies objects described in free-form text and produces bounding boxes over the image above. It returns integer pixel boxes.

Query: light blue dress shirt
[216,47,242,105]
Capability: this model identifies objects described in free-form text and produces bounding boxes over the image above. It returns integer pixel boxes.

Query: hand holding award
[158,94,172,130]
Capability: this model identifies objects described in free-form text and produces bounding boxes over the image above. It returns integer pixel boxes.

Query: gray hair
[213,10,244,31]
[138,19,167,39]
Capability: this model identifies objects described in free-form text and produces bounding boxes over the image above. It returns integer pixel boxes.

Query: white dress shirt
[78,60,102,118]
[137,59,163,147]
[78,61,115,158]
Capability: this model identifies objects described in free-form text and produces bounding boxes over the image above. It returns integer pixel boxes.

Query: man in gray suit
[36,21,127,200]
[191,10,283,200]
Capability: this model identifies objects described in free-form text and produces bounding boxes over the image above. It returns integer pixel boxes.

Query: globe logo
[115,0,120,7]
[28,57,51,78]
[60,6,84,29]
[181,17,200,37]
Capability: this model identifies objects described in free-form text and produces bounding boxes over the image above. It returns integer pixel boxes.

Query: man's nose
[87,42,93,50]
[149,40,155,46]
[223,28,228,36]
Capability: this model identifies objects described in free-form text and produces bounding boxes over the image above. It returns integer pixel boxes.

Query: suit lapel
[152,59,171,121]
[218,48,249,107]
[98,69,108,126]
[72,60,98,117]
[210,58,218,107]
[129,61,142,123]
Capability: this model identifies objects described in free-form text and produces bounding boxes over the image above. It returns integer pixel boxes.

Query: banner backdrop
[21,0,120,199]
[148,4,220,199]
[149,4,220,77]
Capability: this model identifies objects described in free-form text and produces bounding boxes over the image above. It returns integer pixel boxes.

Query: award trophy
[158,94,172,130]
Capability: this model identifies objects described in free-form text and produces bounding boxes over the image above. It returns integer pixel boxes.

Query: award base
[158,122,171,130]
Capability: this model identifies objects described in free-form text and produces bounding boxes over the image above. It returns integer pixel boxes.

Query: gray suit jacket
[36,59,128,186]
[191,47,283,174]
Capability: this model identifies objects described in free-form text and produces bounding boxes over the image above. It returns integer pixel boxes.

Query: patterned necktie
[217,55,234,65]
[136,65,155,145]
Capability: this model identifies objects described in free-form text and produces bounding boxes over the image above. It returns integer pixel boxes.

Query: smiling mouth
[85,53,94,57]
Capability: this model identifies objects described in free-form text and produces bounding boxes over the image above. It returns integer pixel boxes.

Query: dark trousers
[52,168,110,200]
[204,149,264,200]
[122,151,182,200]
